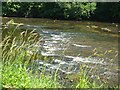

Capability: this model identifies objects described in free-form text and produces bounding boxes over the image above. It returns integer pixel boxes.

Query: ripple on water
[34,26,118,86]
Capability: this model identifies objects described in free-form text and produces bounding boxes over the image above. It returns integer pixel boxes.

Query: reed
[2,20,61,88]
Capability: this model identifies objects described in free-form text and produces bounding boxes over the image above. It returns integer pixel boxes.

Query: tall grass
[0,62,2,89]
[2,20,61,88]
[75,65,103,88]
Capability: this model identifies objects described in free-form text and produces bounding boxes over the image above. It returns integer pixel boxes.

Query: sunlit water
[2,17,119,86]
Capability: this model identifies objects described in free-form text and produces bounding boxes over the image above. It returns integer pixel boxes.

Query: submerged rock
[101,28,111,32]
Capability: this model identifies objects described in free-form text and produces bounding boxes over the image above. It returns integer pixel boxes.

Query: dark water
[2,17,119,86]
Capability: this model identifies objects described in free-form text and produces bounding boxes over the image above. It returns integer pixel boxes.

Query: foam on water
[73,44,91,48]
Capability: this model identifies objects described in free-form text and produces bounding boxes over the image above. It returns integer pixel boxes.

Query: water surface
[2,17,119,86]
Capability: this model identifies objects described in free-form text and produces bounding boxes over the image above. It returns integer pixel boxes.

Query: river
[2,17,119,87]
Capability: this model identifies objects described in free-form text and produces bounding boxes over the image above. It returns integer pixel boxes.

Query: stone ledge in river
[100,27,119,34]
[86,24,119,34]
[101,28,112,32]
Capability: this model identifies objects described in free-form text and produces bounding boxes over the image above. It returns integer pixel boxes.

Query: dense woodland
[2,2,120,22]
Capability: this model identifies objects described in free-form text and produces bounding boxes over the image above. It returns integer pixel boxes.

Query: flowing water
[2,17,119,87]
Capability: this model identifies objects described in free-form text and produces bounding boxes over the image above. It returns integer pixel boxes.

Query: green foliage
[58,2,96,20]
[2,2,120,22]
[75,65,103,88]
[0,62,2,90]
[92,2,120,22]
[2,2,96,20]
[2,64,60,88]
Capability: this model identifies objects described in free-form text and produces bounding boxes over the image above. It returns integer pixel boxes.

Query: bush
[2,2,96,20]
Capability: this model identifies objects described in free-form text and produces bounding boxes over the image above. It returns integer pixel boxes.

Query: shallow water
[2,17,119,86]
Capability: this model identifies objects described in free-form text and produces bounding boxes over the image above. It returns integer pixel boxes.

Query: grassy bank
[1,20,119,88]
